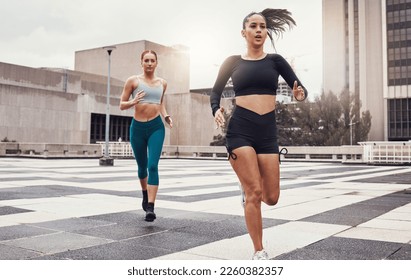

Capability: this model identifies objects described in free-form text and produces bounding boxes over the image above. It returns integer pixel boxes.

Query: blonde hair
[140,50,158,61]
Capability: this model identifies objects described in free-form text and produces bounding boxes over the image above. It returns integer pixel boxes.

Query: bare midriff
[235,94,277,115]
[133,103,161,121]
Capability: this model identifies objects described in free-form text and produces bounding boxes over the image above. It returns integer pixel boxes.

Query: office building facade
[323,0,411,141]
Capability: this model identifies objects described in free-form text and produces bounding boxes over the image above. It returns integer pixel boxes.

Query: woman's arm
[119,77,145,110]
[210,56,235,116]
[160,79,173,128]
[275,54,308,101]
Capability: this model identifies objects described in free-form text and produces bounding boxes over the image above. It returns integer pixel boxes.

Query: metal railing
[96,142,365,163]
[359,141,411,165]
[97,141,134,158]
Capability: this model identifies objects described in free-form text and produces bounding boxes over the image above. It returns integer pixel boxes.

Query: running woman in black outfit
[210,9,307,260]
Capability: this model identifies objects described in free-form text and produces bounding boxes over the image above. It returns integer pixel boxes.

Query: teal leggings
[130,116,165,185]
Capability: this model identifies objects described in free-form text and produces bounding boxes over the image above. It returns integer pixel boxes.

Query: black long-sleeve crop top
[210,53,308,116]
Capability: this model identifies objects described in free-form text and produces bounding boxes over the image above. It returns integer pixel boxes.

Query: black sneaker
[142,190,148,212]
[142,199,148,212]
[145,210,156,222]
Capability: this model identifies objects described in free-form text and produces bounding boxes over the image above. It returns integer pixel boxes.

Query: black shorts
[226,106,279,158]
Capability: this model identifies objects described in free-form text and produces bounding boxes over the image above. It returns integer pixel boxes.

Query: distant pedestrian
[119,50,173,222]
[210,9,307,259]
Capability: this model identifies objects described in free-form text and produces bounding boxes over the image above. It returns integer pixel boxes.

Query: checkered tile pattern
[0,158,410,260]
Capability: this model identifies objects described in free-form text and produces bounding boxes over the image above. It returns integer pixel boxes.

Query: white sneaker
[252,250,269,260]
[239,183,245,208]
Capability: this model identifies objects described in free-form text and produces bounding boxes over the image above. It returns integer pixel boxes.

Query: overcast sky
[0,0,322,96]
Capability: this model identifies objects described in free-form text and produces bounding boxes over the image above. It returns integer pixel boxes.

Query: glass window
[388,99,411,139]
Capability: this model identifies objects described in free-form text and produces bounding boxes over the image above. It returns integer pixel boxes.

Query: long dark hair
[242,9,296,51]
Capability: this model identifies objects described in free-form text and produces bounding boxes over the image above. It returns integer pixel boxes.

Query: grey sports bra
[132,78,163,104]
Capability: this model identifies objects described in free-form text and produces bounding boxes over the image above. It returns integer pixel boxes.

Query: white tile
[0,211,72,224]
[359,219,411,231]
[179,221,349,260]
[263,197,356,221]
[153,252,220,260]
[183,234,254,260]
[336,227,411,243]
[0,218,20,227]
[162,186,237,197]
[377,212,411,222]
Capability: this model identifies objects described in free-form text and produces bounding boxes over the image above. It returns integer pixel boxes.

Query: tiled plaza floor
[0,157,410,260]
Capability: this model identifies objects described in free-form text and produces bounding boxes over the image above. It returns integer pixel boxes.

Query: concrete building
[323,0,411,141]
[1,39,297,148]
[0,40,231,147]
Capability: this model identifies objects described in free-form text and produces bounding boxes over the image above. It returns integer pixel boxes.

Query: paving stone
[31,217,115,232]
[1,232,113,254]
[0,224,57,241]
[0,243,42,260]
[386,244,411,260]
[0,158,410,260]
[0,206,33,216]
[33,240,173,260]
[274,236,403,260]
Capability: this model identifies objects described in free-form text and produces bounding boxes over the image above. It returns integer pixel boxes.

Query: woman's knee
[148,164,158,174]
[245,186,263,204]
[264,192,280,206]
[138,170,148,180]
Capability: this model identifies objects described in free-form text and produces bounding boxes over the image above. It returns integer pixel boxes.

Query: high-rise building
[323,0,411,141]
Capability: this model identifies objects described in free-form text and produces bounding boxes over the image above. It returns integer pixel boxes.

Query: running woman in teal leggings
[119,50,173,222]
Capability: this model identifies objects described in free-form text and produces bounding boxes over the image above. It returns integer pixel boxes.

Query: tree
[276,102,299,145]
[209,88,372,146]
[282,89,372,146]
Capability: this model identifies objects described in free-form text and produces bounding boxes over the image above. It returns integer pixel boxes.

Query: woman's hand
[214,107,225,128]
[133,90,146,105]
[293,81,305,101]
[165,115,173,128]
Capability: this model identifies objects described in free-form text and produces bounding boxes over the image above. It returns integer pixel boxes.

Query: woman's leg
[229,146,264,252]
[144,123,165,221]
[257,153,280,205]
[130,121,149,210]
[146,124,165,201]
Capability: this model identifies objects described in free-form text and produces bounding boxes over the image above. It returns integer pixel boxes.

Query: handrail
[2,141,408,165]
[97,142,364,163]
[359,141,411,165]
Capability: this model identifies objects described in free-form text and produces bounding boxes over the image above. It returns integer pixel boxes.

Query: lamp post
[99,45,116,166]
[349,121,359,146]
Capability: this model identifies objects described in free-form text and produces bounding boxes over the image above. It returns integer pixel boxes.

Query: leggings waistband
[131,115,163,129]
[233,106,276,120]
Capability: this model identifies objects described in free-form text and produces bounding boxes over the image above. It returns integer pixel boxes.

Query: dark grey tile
[301,191,411,226]
[32,217,114,232]
[0,243,42,260]
[2,232,113,255]
[73,223,164,240]
[84,210,195,230]
[0,185,91,200]
[0,184,141,201]
[170,216,287,240]
[281,181,329,190]
[157,191,239,202]
[84,210,162,225]
[386,244,411,260]
[352,171,411,184]
[282,165,374,179]
[0,225,57,241]
[321,168,405,180]
[301,206,389,226]
[33,241,172,260]
[0,206,33,216]
[275,237,403,260]
[127,231,214,252]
